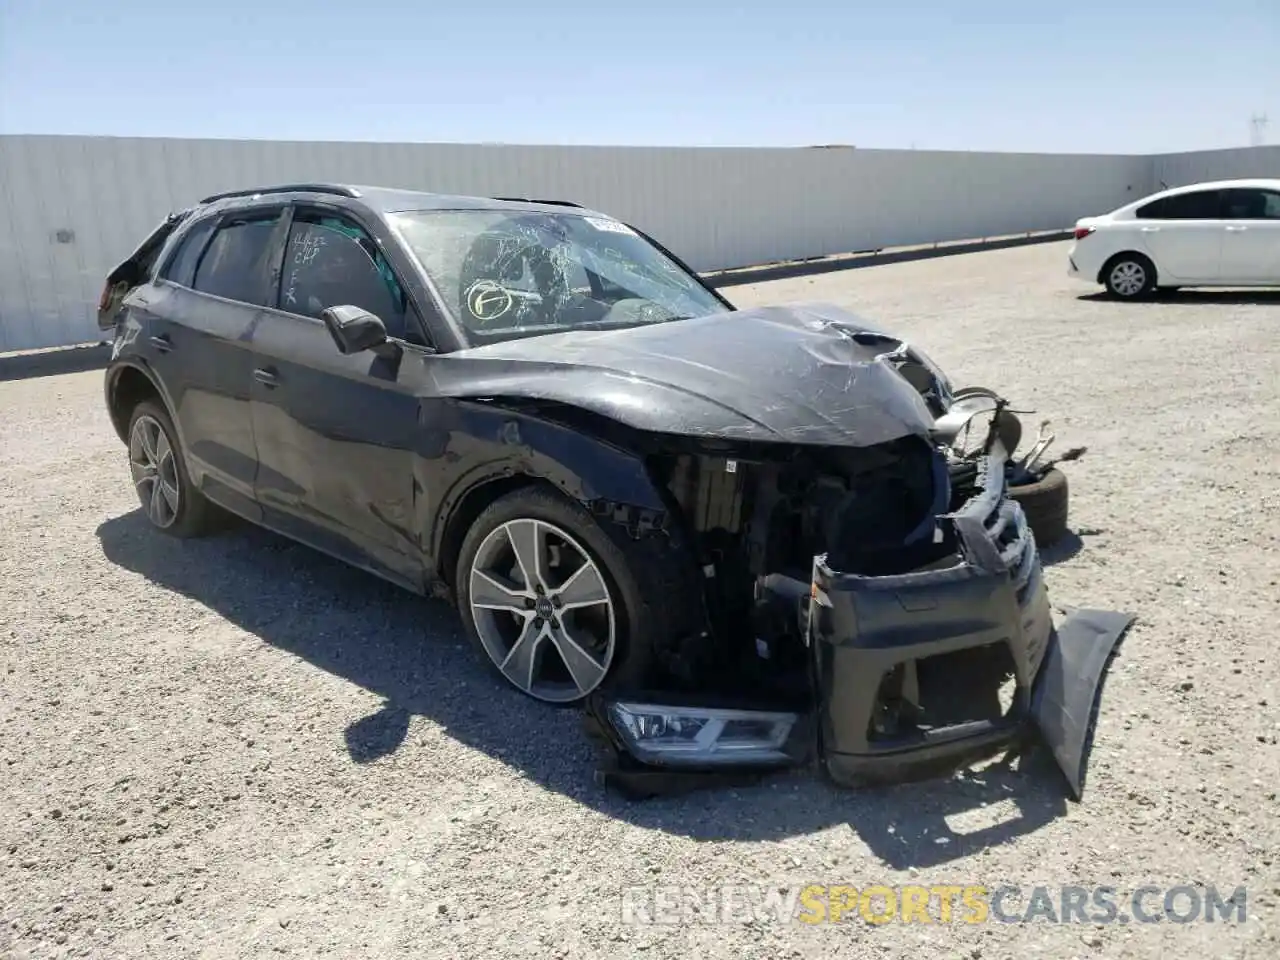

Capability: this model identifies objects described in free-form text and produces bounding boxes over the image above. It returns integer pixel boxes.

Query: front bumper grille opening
[867,642,1019,743]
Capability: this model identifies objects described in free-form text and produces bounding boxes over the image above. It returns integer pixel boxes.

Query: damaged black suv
[99,183,1130,798]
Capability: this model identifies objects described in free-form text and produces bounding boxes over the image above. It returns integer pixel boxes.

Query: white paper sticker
[584,216,635,235]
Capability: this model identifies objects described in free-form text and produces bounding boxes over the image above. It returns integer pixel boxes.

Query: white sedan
[1067,178,1280,299]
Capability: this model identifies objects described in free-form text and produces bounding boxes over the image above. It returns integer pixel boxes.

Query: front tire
[455,486,659,704]
[126,400,218,538]
[1102,254,1156,300]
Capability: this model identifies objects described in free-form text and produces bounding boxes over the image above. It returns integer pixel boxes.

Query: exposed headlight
[606,702,801,767]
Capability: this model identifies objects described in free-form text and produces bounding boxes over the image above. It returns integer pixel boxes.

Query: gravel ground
[2,240,1277,959]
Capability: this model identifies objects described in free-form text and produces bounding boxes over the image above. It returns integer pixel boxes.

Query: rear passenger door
[143,206,287,520]
[1134,189,1225,282]
[249,205,431,588]
[1218,187,1280,283]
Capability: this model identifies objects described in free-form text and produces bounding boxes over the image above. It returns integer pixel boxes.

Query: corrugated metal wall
[1151,145,1280,189]
[0,135,1273,353]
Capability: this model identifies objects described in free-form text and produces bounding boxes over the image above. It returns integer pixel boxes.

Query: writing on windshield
[389,209,728,341]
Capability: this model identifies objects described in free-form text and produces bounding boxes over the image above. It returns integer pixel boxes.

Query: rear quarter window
[159,218,217,288]
[1137,190,1221,220]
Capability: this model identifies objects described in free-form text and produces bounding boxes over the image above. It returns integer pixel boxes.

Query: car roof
[1108,177,1280,216]
[198,182,613,220]
[1146,177,1280,198]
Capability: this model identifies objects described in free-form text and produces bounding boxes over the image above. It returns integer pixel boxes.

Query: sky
[1,0,1276,154]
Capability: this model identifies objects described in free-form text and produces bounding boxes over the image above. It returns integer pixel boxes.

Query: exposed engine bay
[649,434,952,690]
[632,332,975,696]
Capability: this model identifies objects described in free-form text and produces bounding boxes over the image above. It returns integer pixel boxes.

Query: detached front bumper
[588,443,1133,800]
[813,444,1050,788]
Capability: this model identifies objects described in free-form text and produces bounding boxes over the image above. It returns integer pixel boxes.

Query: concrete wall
[0,135,1273,353]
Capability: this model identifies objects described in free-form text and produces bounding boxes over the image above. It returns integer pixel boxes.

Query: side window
[1138,190,1221,220]
[193,213,282,304]
[159,218,217,287]
[1135,197,1167,219]
[1221,188,1280,220]
[279,211,410,340]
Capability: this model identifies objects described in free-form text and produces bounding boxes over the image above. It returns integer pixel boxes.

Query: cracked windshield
[390,209,729,341]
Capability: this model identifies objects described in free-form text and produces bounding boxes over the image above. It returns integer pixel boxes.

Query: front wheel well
[1097,250,1156,285]
[436,474,547,587]
[107,366,163,443]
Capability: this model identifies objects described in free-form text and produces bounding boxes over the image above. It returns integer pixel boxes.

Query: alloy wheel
[129,415,181,528]
[1109,261,1147,297]
[468,518,616,703]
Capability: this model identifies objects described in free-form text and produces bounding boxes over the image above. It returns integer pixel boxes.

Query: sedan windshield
[389,209,729,342]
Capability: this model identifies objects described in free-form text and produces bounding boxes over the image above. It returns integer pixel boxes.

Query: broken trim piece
[1030,608,1136,800]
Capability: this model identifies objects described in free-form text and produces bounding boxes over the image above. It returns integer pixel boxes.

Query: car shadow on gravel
[97,510,1069,861]
[1076,289,1280,305]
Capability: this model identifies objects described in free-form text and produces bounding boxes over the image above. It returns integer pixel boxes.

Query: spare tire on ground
[1009,467,1069,548]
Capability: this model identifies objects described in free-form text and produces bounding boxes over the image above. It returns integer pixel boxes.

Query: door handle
[253,368,280,388]
[149,335,172,352]
[1139,226,1160,232]
[1225,225,1248,232]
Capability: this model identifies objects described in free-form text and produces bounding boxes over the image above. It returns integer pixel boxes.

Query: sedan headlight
[606,702,801,766]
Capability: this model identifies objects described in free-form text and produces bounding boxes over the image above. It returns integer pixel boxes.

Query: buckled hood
[430,303,941,447]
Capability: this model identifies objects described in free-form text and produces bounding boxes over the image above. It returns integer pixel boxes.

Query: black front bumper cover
[586,442,1134,800]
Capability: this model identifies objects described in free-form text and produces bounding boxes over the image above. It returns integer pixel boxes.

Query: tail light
[1073,226,1095,240]
[97,281,113,313]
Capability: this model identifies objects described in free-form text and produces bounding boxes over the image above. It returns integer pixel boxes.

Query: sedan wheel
[467,517,617,703]
[129,414,181,528]
[1105,257,1153,299]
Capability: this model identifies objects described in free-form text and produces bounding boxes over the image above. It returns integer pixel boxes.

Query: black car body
[100,183,1132,798]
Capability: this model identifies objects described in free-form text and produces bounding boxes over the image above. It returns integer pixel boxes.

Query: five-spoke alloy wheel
[467,517,617,703]
[456,487,657,704]
[125,399,218,538]
[129,413,182,529]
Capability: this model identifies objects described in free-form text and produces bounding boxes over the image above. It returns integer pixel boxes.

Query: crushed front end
[811,439,1049,788]
[586,433,1133,800]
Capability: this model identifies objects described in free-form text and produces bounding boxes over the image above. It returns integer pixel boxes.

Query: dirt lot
[2,240,1277,959]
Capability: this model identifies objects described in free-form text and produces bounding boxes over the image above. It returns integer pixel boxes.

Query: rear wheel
[127,400,219,538]
[456,487,659,704]
[1103,254,1156,300]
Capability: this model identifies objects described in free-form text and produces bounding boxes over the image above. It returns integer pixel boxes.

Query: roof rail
[199,183,361,204]
[492,196,584,209]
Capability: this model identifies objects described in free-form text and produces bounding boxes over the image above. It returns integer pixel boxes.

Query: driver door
[248,204,433,588]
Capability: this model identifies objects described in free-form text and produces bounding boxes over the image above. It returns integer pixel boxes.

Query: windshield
[389,209,729,343]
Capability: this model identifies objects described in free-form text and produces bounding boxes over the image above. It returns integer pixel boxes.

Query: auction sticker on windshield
[584,216,635,235]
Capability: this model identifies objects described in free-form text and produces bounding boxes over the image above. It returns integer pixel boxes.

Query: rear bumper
[1066,245,1104,285]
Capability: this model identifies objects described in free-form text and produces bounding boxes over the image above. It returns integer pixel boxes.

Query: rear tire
[1009,467,1069,549]
[1102,254,1156,300]
[126,400,219,538]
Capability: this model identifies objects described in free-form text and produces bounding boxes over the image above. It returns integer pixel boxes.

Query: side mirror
[320,305,394,356]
